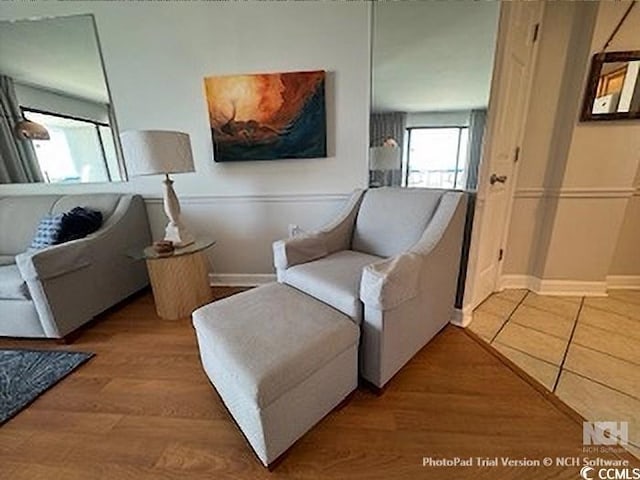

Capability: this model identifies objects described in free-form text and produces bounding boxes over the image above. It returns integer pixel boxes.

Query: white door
[464,1,544,312]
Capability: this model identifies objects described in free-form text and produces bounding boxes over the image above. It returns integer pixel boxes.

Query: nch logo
[583,421,629,446]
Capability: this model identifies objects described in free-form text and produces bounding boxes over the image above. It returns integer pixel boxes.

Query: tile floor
[469,289,640,459]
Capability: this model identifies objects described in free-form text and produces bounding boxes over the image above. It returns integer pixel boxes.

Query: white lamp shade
[370,146,401,171]
[120,130,195,177]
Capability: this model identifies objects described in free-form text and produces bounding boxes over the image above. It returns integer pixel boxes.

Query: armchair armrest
[14,195,151,338]
[272,189,364,271]
[15,194,148,281]
[16,239,92,282]
[360,253,422,310]
[359,191,466,312]
[409,192,465,257]
[273,233,327,271]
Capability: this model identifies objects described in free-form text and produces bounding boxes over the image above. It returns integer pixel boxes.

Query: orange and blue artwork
[204,70,327,162]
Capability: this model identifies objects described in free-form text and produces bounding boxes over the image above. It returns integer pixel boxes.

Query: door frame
[458,1,545,326]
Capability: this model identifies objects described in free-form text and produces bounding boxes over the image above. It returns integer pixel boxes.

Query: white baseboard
[538,279,607,296]
[499,274,535,291]
[606,275,640,290]
[210,273,276,287]
[450,307,473,328]
[499,275,607,296]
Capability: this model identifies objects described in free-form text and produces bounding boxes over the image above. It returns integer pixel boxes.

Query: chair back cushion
[0,194,122,256]
[51,194,121,221]
[352,187,446,258]
[0,196,59,255]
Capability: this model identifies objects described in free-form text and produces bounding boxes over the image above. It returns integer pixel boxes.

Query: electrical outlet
[288,224,303,237]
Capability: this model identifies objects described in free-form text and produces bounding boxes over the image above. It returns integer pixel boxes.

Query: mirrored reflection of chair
[273,187,467,388]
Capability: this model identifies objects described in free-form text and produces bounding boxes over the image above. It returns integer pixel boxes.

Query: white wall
[0,2,371,277]
[503,1,640,293]
[609,171,640,281]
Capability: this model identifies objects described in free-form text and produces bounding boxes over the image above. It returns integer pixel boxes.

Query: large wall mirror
[370,1,499,190]
[0,14,124,185]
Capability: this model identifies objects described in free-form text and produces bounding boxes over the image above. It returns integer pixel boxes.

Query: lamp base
[161,174,193,247]
[165,222,194,247]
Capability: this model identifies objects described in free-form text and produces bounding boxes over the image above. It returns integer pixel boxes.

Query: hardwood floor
[1,287,637,479]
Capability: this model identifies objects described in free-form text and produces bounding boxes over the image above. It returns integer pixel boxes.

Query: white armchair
[273,187,467,388]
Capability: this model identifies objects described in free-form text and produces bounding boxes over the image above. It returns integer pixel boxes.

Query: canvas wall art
[204,70,327,162]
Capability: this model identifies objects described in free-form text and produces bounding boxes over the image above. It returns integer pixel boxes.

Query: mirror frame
[580,50,640,122]
[0,13,127,183]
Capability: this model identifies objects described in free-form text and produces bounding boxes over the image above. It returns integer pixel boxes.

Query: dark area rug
[0,349,94,424]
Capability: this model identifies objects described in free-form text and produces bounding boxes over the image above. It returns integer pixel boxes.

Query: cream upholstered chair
[273,187,467,388]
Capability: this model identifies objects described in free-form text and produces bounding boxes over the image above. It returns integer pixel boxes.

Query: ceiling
[0,14,109,104]
[373,1,500,113]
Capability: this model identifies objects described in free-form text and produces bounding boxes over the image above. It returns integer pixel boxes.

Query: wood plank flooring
[1,287,637,479]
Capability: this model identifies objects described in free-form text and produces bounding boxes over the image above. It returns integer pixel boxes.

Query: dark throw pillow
[30,214,65,249]
[59,207,103,243]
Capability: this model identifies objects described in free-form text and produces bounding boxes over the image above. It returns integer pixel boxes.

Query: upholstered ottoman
[192,283,359,467]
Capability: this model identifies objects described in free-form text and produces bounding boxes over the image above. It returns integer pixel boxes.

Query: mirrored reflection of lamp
[120,130,195,247]
[369,145,402,188]
[14,118,50,140]
[370,145,401,171]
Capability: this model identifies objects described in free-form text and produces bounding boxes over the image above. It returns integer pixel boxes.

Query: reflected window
[23,110,121,184]
[405,127,469,189]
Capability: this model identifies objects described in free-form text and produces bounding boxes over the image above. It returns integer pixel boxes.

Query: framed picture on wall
[204,70,327,162]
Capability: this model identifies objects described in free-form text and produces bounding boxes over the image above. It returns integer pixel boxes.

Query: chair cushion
[352,187,445,258]
[51,194,120,222]
[283,250,383,324]
[0,196,59,255]
[192,283,359,409]
[0,265,30,300]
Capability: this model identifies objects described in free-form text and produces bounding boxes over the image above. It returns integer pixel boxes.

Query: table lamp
[120,130,195,247]
[369,145,401,171]
[369,145,402,188]
[15,118,50,140]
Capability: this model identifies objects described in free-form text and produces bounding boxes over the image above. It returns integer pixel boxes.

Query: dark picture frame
[580,50,640,122]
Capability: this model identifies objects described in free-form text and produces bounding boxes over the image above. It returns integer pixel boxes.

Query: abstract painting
[204,70,326,162]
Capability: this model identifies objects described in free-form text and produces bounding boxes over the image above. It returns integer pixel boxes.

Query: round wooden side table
[143,238,215,320]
